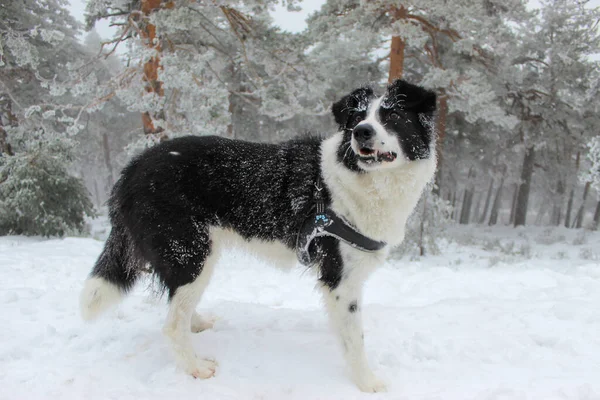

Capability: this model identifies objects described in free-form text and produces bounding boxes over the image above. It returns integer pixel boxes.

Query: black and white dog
[80,79,437,392]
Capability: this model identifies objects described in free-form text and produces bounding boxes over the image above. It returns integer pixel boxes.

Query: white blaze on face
[350,96,405,170]
[360,96,385,137]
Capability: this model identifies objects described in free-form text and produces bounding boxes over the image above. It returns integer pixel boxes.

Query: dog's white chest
[321,135,436,247]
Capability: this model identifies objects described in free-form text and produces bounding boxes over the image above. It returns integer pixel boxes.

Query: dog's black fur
[90,79,436,298]
[92,136,347,296]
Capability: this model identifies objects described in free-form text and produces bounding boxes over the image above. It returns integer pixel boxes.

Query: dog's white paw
[188,358,218,379]
[355,373,387,393]
[191,313,216,333]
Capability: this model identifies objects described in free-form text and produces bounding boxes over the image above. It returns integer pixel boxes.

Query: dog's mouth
[358,147,397,164]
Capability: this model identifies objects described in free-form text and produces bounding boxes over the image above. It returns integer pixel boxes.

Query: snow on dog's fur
[79,79,437,392]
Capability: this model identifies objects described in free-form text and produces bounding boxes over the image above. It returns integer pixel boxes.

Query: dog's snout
[353,124,375,142]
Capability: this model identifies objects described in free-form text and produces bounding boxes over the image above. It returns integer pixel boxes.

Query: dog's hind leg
[164,268,218,378]
[191,312,215,333]
[154,227,220,379]
[320,248,386,393]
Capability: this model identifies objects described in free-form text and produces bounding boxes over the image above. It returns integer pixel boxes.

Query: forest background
[1,0,600,253]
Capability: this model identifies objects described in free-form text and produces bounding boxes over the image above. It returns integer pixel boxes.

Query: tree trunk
[551,179,565,226]
[139,0,173,139]
[227,93,235,139]
[455,190,465,222]
[387,6,407,83]
[565,188,574,228]
[93,178,102,208]
[489,177,505,226]
[509,183,519,225]
[102,133,114,188]
[466,190,474,224]
[388,36,405,83]
[419,192,428,257]
[450,190,457,220]
[479,179,494,224]
[0,96,16,156]
[472,194,482,224]
[573,182,591,229]
[0,126,13,156]
[459,189,471,224]
[593,200,600,230]
[459,168,475,224]
[514,146,535,227]
[433,94,448,196]
[226,62,236,139]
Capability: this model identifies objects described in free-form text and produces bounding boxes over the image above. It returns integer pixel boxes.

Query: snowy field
[2,223,600,400]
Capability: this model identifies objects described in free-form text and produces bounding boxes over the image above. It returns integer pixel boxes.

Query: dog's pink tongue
[378,151,397,162]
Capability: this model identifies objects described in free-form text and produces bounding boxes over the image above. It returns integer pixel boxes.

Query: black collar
[296,178,387,265]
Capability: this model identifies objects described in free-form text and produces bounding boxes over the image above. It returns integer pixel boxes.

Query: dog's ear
[387,79,437,115]
[331,95,352,129]
[331,87,374,130]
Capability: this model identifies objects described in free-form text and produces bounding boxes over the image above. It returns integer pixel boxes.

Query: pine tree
[505,0,600,226]
[75,30,140,207]
[84,0,315,147]
[0,0,95,236]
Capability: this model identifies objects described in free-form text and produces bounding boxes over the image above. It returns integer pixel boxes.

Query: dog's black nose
[353,124,375,142]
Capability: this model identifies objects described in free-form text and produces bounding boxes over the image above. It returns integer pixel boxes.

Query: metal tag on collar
[314,212,331,229]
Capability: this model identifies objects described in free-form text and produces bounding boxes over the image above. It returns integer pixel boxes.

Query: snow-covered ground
[2,224,600,400]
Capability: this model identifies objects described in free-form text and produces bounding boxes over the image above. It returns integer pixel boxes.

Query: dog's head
[332,79,437,172]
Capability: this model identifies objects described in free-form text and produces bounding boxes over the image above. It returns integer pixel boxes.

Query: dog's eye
[389,112,400,120]
[351,114,363,125]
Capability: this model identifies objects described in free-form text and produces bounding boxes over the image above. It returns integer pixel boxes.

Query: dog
[79,79,437,392]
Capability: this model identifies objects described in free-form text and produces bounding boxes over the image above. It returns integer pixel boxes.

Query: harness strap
[296,179,387,265]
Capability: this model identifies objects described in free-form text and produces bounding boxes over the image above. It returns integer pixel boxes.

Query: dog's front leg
[321,265,386,393]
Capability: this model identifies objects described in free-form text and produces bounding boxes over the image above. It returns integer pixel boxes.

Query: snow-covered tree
[0,0,95,236]
[501,0,600,226]
[305,0,524,190]
[0,131,94,236]
[73,30,141,207]
[304,0,529,232]
[83,0,317,148]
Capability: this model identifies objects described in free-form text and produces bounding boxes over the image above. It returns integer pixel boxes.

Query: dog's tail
[80,222,144,321]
